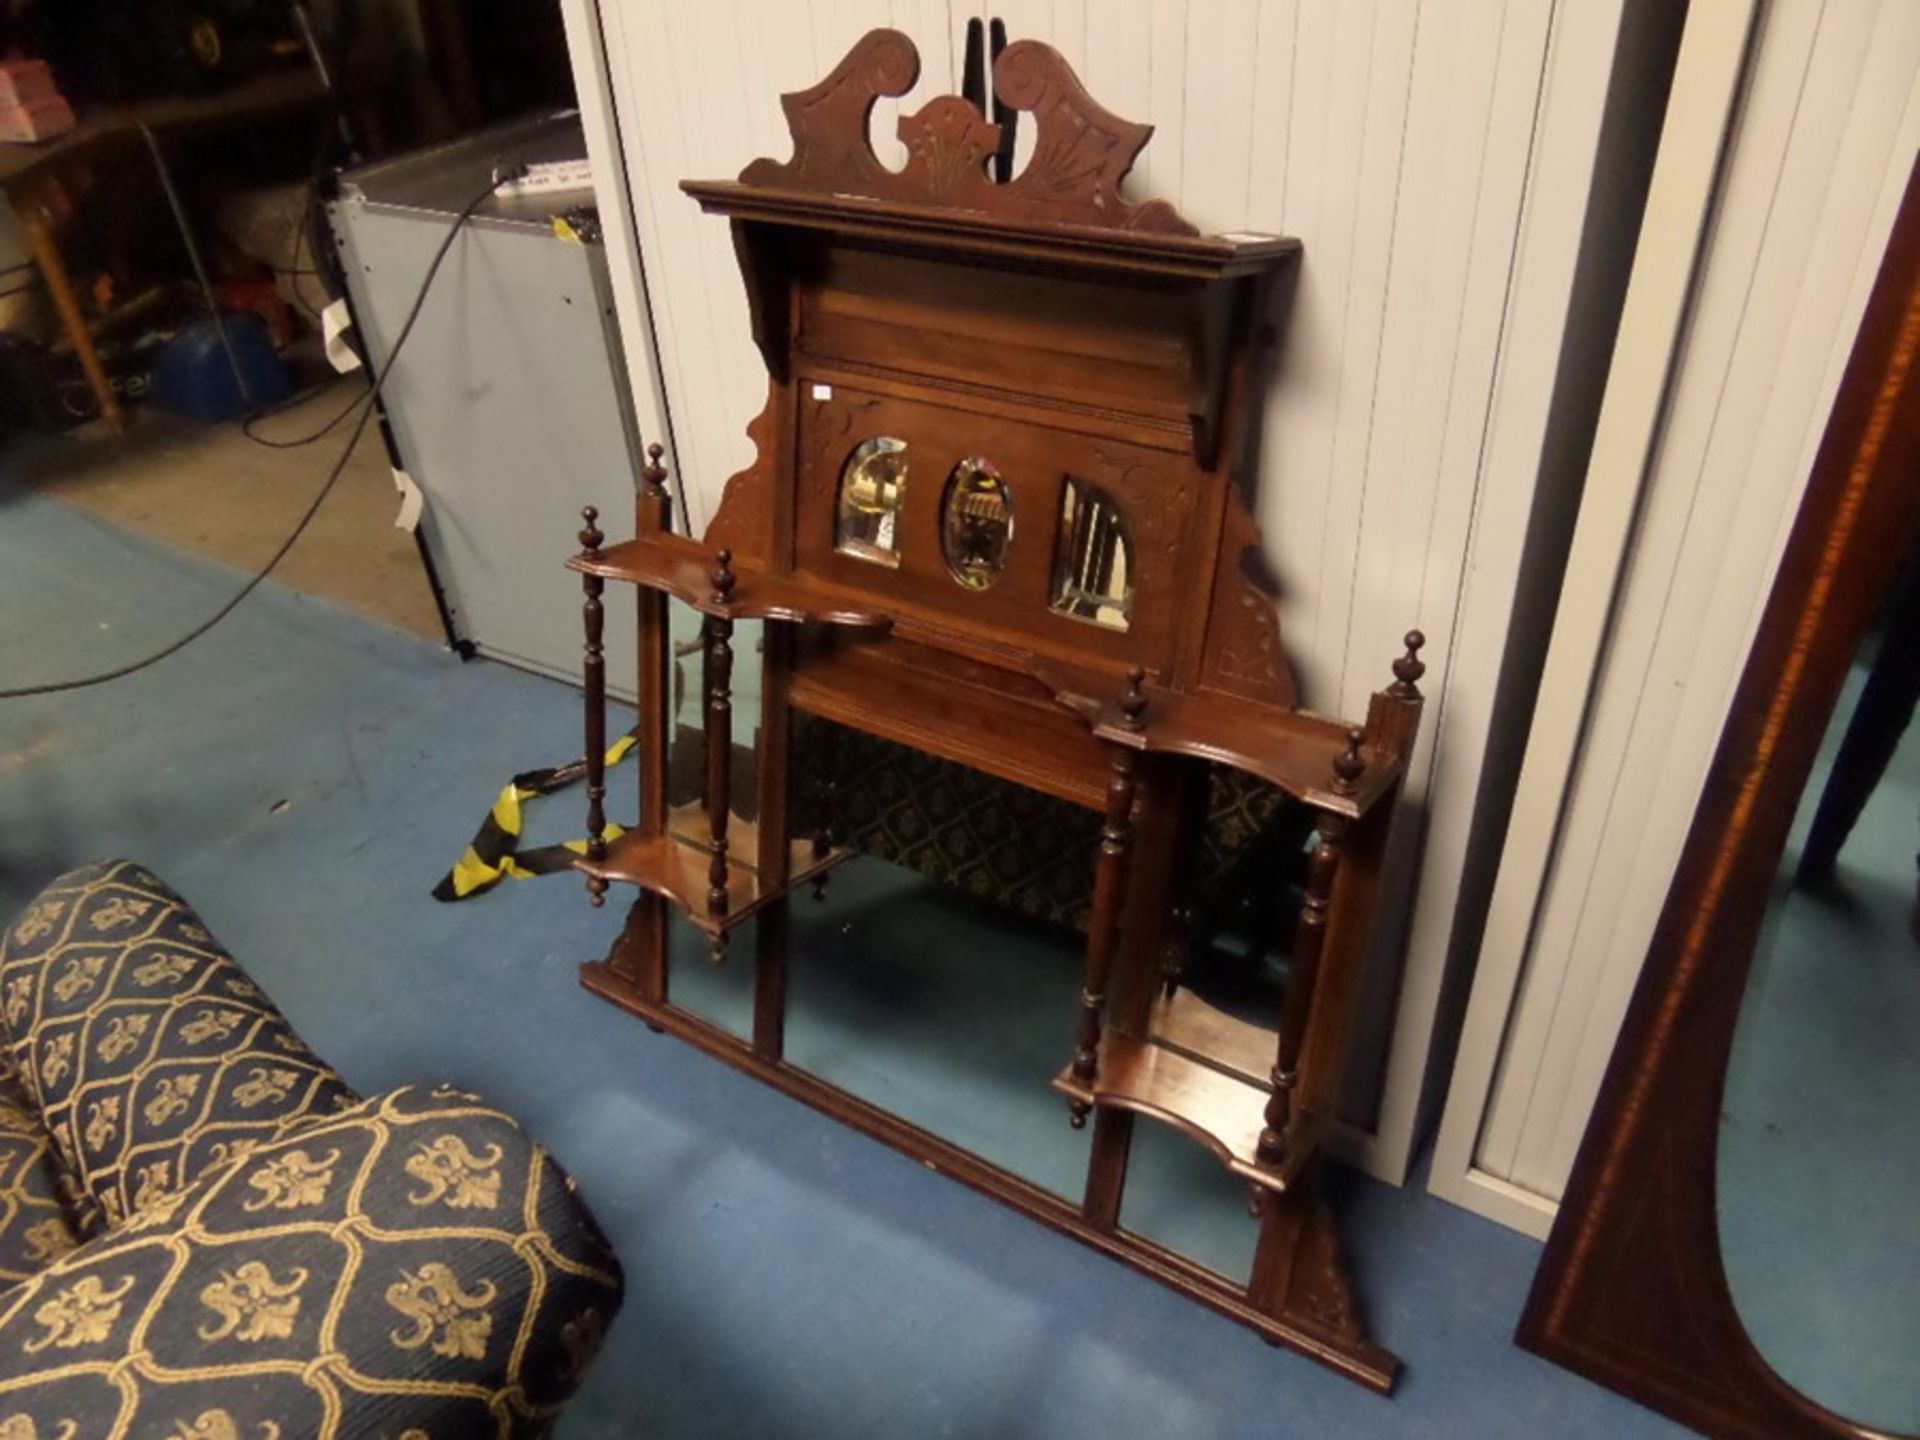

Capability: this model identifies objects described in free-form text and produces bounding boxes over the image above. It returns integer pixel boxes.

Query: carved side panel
[1200,490,1298,709]
[703,380,780,568]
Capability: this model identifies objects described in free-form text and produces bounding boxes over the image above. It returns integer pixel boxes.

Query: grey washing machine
[329,111,660,697]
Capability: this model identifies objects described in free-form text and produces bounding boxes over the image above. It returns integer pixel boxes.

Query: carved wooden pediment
[739,30,1199,237]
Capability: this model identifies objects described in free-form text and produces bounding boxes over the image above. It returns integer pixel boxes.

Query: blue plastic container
[150,312,291,423]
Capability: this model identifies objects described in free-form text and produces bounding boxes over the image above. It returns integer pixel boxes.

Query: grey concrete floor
[4,379,443,642]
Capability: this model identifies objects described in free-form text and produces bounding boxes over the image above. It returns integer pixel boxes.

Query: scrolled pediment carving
[738,29,1199,238]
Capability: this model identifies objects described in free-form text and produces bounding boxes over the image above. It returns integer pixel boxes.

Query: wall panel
[1462,0,1920,1211]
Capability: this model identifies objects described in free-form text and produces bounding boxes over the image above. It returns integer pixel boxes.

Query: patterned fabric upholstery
[0,864,624,1437]
[0,861,356,1233]
[0,1085,620,1437]
[0,1055,78,1288]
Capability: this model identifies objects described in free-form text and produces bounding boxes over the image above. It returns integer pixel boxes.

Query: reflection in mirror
[1720,534,1920,1433]
[836,436,908,566]
[941,457,1013,588]
[1051,478,1133,630]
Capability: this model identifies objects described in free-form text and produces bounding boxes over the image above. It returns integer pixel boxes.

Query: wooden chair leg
[22,202,123,436]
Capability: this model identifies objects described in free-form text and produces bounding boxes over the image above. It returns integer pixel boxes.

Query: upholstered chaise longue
[0,859,622,1437]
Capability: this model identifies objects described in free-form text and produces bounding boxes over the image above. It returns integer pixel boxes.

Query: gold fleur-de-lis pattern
[0,865,622,1436]
[385,1262,496,1360]
[403,1135,502,1211]
[170,1411,279,1440]
[23,1273,136,1352]
[7,903,62,949]
[0,1071,78,1286]
[197,1261,307,1343]
[0,1414,78,1439]
[0,864,355,1233]
[242,1150,337,1213]
[95,1014,150,1064]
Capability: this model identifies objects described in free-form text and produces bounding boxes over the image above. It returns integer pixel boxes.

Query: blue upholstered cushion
[0,1084,622,1435]
[0,860,358,1231]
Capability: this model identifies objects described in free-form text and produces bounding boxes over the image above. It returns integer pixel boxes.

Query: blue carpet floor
[0,479,1691,1439]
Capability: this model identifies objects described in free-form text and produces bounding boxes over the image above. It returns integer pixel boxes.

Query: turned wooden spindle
[1069,721,1142,1128]
[1159,902,1194,1001]
[1389,629,1426,700]
[705,550,736,918]
[1333,727,1366,797]
[1118,665,1149,729]
[579,506,609,907]
[640,441,672,532]
[1257,740,1365,1166]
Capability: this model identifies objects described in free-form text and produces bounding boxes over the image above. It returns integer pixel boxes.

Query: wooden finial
[1119,666,1148,729]
[1333,727,1366,796]
[578,505,604,553]
[711,548,737,605]
[642,442,668,493]
[1391,629,1426,699]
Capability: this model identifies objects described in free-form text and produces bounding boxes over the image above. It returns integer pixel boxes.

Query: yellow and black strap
[432,732,639,901]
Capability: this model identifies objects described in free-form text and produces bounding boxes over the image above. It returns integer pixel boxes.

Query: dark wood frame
[1518,158,1920,1439]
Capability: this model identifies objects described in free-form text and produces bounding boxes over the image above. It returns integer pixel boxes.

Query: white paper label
[321,298,362,374]
[391,468,423,532]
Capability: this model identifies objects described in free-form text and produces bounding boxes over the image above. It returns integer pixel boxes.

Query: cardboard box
[0,96,77,144]
[0,61,57,108]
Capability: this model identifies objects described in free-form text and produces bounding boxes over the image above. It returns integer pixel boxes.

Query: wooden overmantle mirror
[1521,158,1920,1438]
[568,27,1425,1393]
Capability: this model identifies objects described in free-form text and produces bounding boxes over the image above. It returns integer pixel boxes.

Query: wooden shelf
[1039,661,1404,818]
[1147,988,1277,1089]
[683,181,1296,282]
[1052,1032,1309,1195]
[569,530,892,630]
[573,803,854,938]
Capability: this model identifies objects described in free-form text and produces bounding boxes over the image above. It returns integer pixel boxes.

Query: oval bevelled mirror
[1718,526,1920,1434]
[836,436,908,566]
[940,457,1013,589]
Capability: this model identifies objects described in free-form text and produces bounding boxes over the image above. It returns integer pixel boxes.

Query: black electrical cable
[0,170,521,700]
[240,380,370,450]
[241,187,367,451]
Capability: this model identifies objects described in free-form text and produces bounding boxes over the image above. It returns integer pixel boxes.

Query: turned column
[703,551,737,961]
[1069,668,1147,1127]
[579,506,609,907]
[1256,728,1366,1168]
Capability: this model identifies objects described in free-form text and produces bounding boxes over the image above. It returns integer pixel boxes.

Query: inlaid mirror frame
[1519,159,1920,1440]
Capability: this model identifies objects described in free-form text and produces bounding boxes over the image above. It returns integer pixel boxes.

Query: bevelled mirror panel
[941,457,1013,589]
[836,436,908,566]
[1718,529,1920,1434]
[1051,478,1133,631]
